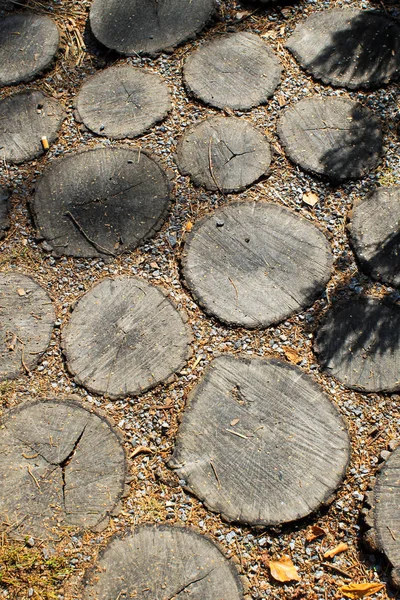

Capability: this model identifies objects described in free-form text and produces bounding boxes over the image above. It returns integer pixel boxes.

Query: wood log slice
[62,276,192,399]
[31,146,171,257]
[0,13,59,86]
[175,116,272,192]
[75,65,172,139]
[277,97,382,182]
[0,398,126,540]
[0,90,65,164]
[181,201,333,328]
[169,355,350,526]
[184,32,282,110]
[0,186,10,240]
[0,273,55,380]
[314,296,400,392]
[89,0,216,56]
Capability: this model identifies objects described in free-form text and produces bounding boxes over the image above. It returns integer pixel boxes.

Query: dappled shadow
[352,229,400,288]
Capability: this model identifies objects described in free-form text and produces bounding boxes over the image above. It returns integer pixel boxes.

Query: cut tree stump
[0,90,65,164]
[277,97,382,182]
[181,201,333,328]
[0,13,59,86]
[184,32,282,110]
[286,9,400,90]
[0,273,55,380]
[175,116,272,193]
[314,296,400,393]
[348,187,400,288]
[82,525,244,599]
[31,146,171,257]
[169,355,350,526]
[0,186,10,240]
[0,398,126,539]
[89,0,216,56]
[62,276,192,399]
[75,65,172,139]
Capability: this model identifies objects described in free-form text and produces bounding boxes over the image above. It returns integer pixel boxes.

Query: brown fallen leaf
[269,556,301,582]
[130,446,154,459]
[17,288,26,296]
[323,542,349,558]
[230,418,240,427]
[185,221,193,232]
[306,525,327,542]
[302,191,319,207]
[283,347,302,365]
[339,582,385,598]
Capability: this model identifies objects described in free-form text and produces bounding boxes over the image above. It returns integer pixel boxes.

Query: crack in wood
[60,425,86,509]
[166,568,216,600]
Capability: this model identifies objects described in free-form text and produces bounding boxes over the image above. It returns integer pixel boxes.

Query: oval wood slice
[75,65,172,139]
[0,13,59,86]
[182,201,333,328]
[89,0,216,56]
[83,525,243,599]
[286,9,400,90]
[176,116,272,192]
[277,97,382,182]
[62,276,192,399]
[0,273,55,380]
[169,355,350,526]
[314,296,400,392]
[0,398,126,540]
[0,186,10,240]
[348,187,400,288]
[184,32,282,110]
[31,146,171,257]
[0,90,65,164]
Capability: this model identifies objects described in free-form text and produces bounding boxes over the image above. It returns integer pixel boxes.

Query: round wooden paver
[83,525,243,599]
[182,201,333,328]
[89,0,216,56]
[169,355,350,526]
[348,187,400,288]
[183,32,282,110]
[0,399,126,540]
[0,90,65,164]
[75,65,172,140]
[0,13,59,86]
[31,146,171,258]
[0,273,55,380]
[176,116,272,193]
[0,186,10,240]
[62,276,192,399]
[314,297,400,393]
[286,9,400,90]
[277,97,382,182]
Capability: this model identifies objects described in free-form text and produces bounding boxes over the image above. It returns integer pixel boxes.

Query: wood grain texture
[348,187,400,288]
[169,355,350,526]
[0,90,65,164]
[0,398,126,539]
[176,116,271,192]
[83,525,244,600]
[314,297,400,392]
[75,65,172,139]
[0,272,55,379]
[62,276,192,399]
[89,0,216,56]
[0,13,59,86]
[0,186,10,240]
[182,201,333,328]
[184,32,282,110]
[286,9,400,90]
[277,97,382,182]
[31,146,171,257]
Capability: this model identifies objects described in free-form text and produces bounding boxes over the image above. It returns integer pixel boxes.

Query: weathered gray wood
[314,297,400,392]
[31,146,171,257]
[0,13,59,86]
[176,116,271,193]
[277,97,382,182]
[184,32,282,110]
[0,398,126,540]
[75,65,172,140]
[62,276,192,399]
[0,186,10,240]
[182,201,333,328]
[0,90,65,164]
[89,0,216,56]
[286,9,400,90]
[348,187,400,288]
[0,273,55,380]
[169,355,350,526]
[83,525,244,599]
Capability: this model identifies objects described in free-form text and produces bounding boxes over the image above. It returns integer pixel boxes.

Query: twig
[27,465,40,489]
[321,562,352,579]
[228,277,239,305]
[225,428,248,439]
[210,460,221,489]
[387,526,397,541]
[65,211,117,257]
[21,345,31,376]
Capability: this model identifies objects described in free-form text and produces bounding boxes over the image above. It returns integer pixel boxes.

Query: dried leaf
[339,582,385,598]
[130,446,154,459]
[306,525,327,542]
[323,542,349,558]
[17,288,26,296]
[283,348,302,364]
[302,192,319,207]
[269,556,301,582]
[230,418,240,426]
[185,221,193,232]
